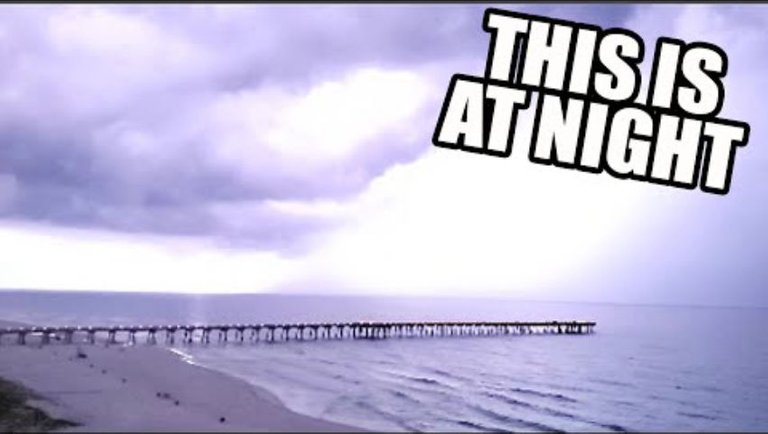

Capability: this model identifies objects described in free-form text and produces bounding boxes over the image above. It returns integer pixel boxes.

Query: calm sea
[1,290,767,432]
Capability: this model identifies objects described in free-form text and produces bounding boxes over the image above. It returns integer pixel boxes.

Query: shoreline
[0,320,361,432]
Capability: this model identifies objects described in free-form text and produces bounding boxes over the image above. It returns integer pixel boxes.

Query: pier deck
[0,321,596,346]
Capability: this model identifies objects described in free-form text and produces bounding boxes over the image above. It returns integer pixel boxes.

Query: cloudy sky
[0,4,765,307]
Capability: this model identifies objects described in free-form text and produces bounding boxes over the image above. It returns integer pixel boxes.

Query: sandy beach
[0,320,360,432]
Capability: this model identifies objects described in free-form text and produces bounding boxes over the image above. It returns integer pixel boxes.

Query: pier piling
[0,320,596,347]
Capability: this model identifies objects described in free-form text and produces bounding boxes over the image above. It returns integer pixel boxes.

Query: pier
[0,321,596,346]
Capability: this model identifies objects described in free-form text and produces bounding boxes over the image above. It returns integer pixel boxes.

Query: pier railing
[0,321,596,346]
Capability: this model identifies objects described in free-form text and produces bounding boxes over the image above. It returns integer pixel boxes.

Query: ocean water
[1,290,767,432]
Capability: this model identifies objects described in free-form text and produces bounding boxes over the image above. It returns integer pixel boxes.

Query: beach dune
[0,321,359,432]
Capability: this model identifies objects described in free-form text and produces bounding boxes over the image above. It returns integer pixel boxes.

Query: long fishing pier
[0,321,596,346]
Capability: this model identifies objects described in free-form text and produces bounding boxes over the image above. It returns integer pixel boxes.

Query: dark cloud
[0,4,638,248]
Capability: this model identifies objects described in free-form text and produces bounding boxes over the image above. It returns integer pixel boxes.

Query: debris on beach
[75,347,88,359]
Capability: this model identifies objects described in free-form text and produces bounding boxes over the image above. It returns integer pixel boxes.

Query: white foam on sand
[0,320,360,432]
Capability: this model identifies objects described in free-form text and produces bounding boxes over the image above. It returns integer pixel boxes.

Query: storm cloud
[0,5,642,248]
[2,4,768,306]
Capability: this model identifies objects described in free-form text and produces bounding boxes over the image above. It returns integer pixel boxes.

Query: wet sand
[0,320,360,432]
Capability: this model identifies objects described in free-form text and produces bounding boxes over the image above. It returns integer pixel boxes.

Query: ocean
[1,290,766,432]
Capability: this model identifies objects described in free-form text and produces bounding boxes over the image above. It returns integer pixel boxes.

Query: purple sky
[0,5,765,307]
